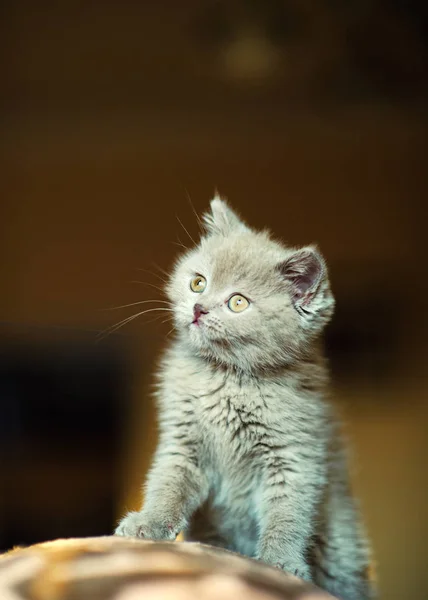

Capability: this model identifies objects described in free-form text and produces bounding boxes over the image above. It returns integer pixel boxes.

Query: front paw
[256,547,311,581]
[114,510,182,540]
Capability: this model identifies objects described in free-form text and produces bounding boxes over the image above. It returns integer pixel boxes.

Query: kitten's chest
[194,379,266,462]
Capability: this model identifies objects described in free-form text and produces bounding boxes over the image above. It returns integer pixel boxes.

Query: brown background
[1,2,427,599]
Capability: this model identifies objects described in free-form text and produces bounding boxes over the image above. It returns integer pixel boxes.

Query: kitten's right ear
[202,194,249,236]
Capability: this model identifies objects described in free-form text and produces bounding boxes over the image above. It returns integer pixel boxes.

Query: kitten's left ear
[277,247,334,317]
[202,195,249,236]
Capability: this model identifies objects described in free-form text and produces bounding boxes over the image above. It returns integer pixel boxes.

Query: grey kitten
[115,197,373,600]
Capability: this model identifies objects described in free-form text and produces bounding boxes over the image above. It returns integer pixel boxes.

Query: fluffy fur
[115,197,373,600]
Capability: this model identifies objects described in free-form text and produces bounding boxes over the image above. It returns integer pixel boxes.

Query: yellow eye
[228,294,249,313]
[190,275,207,293]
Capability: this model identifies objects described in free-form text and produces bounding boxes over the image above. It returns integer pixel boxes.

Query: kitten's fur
[115,198,373,600]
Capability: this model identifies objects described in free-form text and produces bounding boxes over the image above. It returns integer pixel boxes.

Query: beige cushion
[0,536,334,599]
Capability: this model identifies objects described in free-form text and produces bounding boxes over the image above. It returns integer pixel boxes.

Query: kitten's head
[167,196,334,372]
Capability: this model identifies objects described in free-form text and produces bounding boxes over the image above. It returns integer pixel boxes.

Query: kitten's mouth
[192,304,208,327]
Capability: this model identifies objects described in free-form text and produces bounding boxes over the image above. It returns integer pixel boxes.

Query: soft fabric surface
[0,536,335,599]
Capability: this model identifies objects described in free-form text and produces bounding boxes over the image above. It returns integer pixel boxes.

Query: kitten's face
[166,199,334,372]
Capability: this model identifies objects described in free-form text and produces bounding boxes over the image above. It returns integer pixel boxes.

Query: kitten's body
[116,198,373,600]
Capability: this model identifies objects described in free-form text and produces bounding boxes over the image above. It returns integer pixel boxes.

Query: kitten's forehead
[201,231,283,291]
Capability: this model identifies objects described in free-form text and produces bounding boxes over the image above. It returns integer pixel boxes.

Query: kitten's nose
[193,303,208,321]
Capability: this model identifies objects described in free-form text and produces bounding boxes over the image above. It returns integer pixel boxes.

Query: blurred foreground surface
[0,536,333,600]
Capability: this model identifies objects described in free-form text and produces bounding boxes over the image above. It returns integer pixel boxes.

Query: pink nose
[193,303,208,321]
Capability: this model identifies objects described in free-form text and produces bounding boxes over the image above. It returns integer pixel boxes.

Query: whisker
[150,262,170,280]
[145,313,170,325]
[130,281,165,293]
[166,325,175,338]
[103,299,171,311]
[97,307,172,341]
[172,239,187,250]
[96,313,143,342]
[135,267,167,284]
[160,316,174,324]
[184,187,203,232]
[176,214,196,246]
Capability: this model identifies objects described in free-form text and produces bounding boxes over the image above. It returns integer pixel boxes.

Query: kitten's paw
[256,549,311,581]
[276,562,311,581]
[114,511,180,541]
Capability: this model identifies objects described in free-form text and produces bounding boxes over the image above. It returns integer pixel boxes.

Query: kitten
[115,197,373,600]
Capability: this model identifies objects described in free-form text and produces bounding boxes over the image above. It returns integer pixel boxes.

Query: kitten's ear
[277,247,333,313]
[202,195,249,236]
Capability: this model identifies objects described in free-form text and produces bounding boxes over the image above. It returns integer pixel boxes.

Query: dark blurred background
[0,2,427,598]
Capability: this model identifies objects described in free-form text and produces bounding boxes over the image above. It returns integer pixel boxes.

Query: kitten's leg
[311,498,374,600]
[256,452,326,581]
[115,430,208,541]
